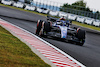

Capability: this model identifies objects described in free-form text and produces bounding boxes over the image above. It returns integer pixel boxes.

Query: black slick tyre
[76,29,86,46]
[36,20,43,35]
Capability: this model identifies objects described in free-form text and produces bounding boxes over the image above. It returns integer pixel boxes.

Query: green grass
[73,21,100,31]
[0,3,100,32]
[0,26,51,67]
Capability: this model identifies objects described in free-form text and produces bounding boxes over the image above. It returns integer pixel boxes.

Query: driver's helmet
[60,16,65,20]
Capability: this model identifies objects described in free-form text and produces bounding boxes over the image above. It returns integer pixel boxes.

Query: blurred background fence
[28,0,100,20]
[1,0,100,26]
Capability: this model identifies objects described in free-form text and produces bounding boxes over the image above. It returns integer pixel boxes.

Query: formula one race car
[36,16,86,46]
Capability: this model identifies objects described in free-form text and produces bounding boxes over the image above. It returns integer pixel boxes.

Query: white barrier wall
[13,2,17,7]
[36,8,49,14]
[84,17,94,25]
[42,9,49,14]
[36,7,43,13]
[76,16,85,23]
[1,0,12,5]
[68,14,77,20]
[58,12,68,18]
[13,2,24,8]
[24,5,35,11]
[49,11,59,16]
[93,20,100,27]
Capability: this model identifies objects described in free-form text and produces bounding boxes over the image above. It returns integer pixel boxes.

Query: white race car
[36,16,86,46]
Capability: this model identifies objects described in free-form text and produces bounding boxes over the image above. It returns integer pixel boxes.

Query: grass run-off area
[0,26,51,67]
[72,21,100,31]
[0,3,100,32]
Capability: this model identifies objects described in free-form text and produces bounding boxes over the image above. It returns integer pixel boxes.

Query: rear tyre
[76,29,86,46]
[41,21,51,38]
[43,22,51,33]
[76,39,85,46]
[36,20,43,35]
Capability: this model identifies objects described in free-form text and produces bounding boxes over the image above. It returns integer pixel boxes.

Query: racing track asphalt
[0,5,100,67]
